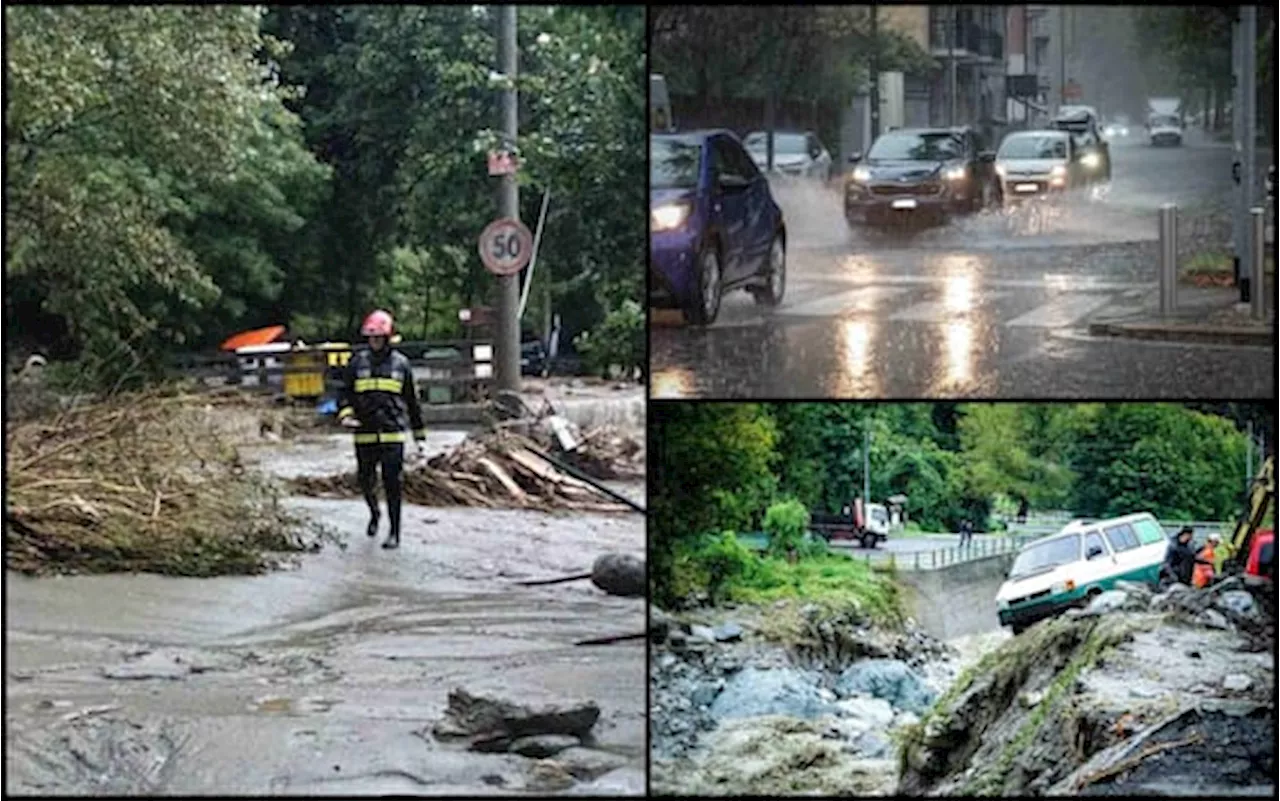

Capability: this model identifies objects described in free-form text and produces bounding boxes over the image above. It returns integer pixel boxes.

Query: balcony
[929,10,1005,63]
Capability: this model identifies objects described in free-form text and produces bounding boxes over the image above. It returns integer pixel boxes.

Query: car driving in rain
[995,130,1077,207]
[650,130,787,325]
[844,126,999,228]
[742,129,833,181]
[1049,106,1112,182]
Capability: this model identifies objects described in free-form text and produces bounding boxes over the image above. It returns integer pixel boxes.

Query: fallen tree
[5,389,326,576]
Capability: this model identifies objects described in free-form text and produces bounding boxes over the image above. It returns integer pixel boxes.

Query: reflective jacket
[337,347,425,445]
[1192,544,1217,589]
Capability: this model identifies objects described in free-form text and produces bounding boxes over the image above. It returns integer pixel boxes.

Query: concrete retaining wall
[897,553,1017,641]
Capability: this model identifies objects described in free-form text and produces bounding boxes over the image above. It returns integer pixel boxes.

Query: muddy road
[5,429,646,796]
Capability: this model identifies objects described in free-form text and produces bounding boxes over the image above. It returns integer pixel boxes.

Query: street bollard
[1251,207,1268,320]
[931,551,937,569]
[1159,204,1178,315]
[914,552,921,571]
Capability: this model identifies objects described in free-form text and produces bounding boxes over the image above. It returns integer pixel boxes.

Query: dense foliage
[650,402,1268,608]
[5,5,644,386]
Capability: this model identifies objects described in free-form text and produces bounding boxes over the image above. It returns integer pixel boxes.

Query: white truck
[1145,97,1183,147]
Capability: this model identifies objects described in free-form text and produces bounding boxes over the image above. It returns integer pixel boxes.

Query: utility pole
[495,5,521,392]
[1241,4,1258,305]
[1058,5,1066,112]
[1247,420,1255,492]
[863,426,872,507]
[870,3,880,140]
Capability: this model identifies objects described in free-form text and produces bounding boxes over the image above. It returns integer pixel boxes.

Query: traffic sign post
[478,217,533,277]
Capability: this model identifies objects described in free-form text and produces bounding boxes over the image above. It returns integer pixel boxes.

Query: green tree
[763,499,810,558]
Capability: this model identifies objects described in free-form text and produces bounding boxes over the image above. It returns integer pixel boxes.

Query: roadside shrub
[764,498,810,559]
[574,299,643,380]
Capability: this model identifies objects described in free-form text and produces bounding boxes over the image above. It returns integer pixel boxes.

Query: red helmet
[360,309,394,337]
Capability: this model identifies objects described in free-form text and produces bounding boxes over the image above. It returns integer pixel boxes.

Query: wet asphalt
[650,132,1275,399]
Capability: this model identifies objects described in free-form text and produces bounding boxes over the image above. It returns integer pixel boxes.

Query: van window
[1104,523,1140,552]
[1132,518,1166,545]
[1009,534,1081,578]
[1084,531,1108,560]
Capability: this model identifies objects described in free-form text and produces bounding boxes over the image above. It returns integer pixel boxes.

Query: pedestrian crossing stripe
[1006,294,1114,328]
[783,286,910,318]
[887,293,1012,322]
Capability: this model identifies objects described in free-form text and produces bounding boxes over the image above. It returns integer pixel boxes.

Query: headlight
[996,598,1010,610]
[852,166,872,183]
[943,166,967,181]
[651,202,691,232]
[1050,164,1067,177]
[995,164,1007,178]
[1080,152,1101,170]
[1050,579,1077,595]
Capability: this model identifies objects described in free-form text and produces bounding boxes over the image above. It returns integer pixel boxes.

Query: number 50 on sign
[478,218,533,276]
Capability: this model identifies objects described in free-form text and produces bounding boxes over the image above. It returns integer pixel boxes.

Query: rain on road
[650,132,1275,399]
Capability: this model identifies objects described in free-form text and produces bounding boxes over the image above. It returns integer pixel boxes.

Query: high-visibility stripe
[338,406,355,419]
[354,377,403,393]
[353,431,408,444]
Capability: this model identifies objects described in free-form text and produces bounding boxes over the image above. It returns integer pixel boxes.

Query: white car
[994,130,1075,205]
[996,512,1170,634]
[743,130,832,181]
[1147,113,1183,147]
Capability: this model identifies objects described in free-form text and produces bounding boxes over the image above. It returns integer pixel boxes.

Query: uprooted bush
[5,388,331,576]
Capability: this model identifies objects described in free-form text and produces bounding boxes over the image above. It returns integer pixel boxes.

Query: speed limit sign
[478,217,533,276]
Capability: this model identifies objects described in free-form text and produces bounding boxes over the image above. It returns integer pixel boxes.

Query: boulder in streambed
[708,667,837,722]
[835,658,937,715]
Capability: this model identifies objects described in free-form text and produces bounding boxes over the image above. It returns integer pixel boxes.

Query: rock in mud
[527,759,576,792]
[650,607,674,643]
[689,624,717,643]
[1081,590,1129,617]
[834,658,937,714]
[100,653,191,681]
[509,734,581,758]
[1197,609,1231,630]
[1215,590,1259,621]
[836,696,896,728]
[856,731,892,759]
[1221,673,1253,692]
[565,765,645,795]
[590,553,644,597]
[554,746,630,780]
[713,622,745,642]
[431,688,600,748]
[708,667,836,722]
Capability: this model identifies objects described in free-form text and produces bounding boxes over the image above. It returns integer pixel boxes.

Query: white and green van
[996,513,1169,634]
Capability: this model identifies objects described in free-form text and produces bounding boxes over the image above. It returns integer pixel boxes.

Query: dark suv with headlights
[844,126,998,227]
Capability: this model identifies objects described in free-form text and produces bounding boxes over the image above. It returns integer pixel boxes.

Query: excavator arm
[1224,455,1275,576]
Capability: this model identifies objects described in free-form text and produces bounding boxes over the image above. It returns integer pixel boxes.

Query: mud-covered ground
[5,424,645,796]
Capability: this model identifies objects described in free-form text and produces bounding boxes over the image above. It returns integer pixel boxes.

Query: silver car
[743,130,833,181]
[994,130,1076,206]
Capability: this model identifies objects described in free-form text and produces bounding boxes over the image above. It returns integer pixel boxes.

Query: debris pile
[291,427,642,513]
[5,390,324,576]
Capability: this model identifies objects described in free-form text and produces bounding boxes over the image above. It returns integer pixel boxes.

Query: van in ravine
[996,513,1169,634]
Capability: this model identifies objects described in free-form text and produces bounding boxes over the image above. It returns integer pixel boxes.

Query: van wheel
[1011,624,1026,636]
[861,534,877,549]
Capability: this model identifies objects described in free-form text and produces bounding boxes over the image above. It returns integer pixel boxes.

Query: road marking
[797,274,1150,292]
[783,286,909,318]
[1006,293,1115,328]
[889,293,1011,322]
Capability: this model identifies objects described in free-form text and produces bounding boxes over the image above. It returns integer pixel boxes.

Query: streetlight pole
[948,6,957,126]
[870,3,880,140]
[863,426,872,507]
[495,5,521,393]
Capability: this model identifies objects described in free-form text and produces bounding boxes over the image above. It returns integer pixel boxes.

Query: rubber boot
[366,510,380,538]
[381,533,400,550]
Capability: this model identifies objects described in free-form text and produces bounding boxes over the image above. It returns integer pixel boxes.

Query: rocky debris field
[649,602,956,796]
[900,577,1275,797]
[650,577,1275,797]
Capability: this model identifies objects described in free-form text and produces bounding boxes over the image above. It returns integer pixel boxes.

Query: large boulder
[835,659,937,714]
[709,668,836,722]
[431,688,600,751]
[591,553,645,597]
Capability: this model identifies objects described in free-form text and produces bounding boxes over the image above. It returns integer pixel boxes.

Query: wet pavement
[4,432,646,796]
[650,133,1275,399]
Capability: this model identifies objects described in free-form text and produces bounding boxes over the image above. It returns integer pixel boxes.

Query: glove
[340,415,361,429]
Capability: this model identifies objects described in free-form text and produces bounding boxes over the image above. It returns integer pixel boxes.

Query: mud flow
[6,413,646,796]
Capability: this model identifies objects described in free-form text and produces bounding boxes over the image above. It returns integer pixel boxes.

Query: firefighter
[337,310,426,550]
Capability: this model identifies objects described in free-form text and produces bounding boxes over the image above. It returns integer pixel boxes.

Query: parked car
[1050,107,1112,180]
[996,513,1170,635]
[995,129,1079,206]
[650,130,787,325]
[844,126,999,227]
[742,129,833,181]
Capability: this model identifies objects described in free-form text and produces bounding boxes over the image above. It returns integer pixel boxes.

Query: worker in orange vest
[1192,533,1221,589]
